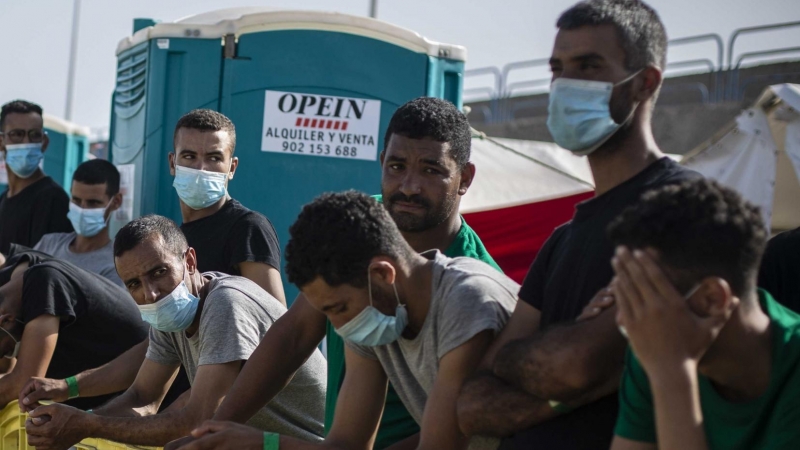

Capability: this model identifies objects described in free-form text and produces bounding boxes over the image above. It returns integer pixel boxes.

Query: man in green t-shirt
[605,178,800,450]
[161,97,499,450]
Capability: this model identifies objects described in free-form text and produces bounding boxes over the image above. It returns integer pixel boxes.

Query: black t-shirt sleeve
[226,212,281,271]
[30,186,73,241]
[519,225,566,311]
[22,265,79,325]
[758,229,800,313]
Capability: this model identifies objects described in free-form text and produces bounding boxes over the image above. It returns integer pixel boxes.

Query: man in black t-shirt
[456,1,700,449]
[0,251,147,410]
[758,227,800,313]
[0,100,72,256]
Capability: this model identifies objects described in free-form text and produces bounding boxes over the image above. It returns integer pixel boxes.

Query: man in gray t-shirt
[24,215,326,449]
[172,192,518,450]
[34,232,121,285]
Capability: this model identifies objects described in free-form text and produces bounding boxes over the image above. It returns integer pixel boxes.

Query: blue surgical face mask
[4,143,44,178]
[173,164,228,210]
[137,258,200,333]
[67,201,111,237]
[546,70,642,155]
[618,284,701,339]
[335,268,408,347]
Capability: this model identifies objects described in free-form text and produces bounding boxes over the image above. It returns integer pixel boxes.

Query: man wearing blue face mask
[24,214,326,449]
[169,191,517,450]
[456,1,701,449]
[0,100,72,256]
[30,159,123,285]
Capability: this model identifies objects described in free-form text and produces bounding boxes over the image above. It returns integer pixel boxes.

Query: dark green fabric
[615,290,800,449]
[322,194,502,448]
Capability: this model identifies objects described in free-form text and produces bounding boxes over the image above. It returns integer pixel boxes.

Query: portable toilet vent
[110,8,466,300]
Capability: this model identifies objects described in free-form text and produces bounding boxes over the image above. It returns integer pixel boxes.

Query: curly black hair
[607,179,768,297]
[286,191,412,289]
[558,0,668,72]
[1,100,43,130]
[383,97,471,168]
[173,109,237,155]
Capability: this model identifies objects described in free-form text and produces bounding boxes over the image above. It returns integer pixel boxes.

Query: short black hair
[72,159,120,197]
[286,191,412,289]
[607,179,768,297]
[1,100,43,130]
[383,97,471,168]
[557,0,668,71]
[114,214,188,260]
[173,109,237,155]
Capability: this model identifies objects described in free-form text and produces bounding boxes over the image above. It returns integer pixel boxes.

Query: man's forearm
[93,387,159,418]
[651,365,708,450]
[86,407,202,446]
[0,372,25,406]
[456,373,555,438]
[493,310,626,401]
[74,340,148,398]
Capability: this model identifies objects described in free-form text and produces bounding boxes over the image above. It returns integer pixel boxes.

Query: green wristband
[263,432,279,450]
[65,376,80,399]
[548,400,574,414]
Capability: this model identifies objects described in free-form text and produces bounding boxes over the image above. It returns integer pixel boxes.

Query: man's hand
[575,287,615,321]
[25,403,92,450]
[19,377,69,412]
[171,421,263,450]
[612,247,733,376]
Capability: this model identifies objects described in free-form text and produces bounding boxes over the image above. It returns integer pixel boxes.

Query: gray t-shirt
[33,232,122,286]
[147,272,327,442]
[348,251,519,450]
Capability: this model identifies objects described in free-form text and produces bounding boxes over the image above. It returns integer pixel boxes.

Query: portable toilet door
[0,114,90,194]
[113,8,466,302]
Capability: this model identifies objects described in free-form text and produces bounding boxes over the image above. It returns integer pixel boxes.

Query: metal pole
[369,0,378,18]
[65,0,82,121]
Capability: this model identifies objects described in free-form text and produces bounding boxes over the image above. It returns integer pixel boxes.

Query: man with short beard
[167,96,501,450]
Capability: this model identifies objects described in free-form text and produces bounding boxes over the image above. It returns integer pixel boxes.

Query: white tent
[682,83,800,231]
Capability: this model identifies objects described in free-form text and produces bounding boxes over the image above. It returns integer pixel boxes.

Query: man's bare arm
[0,315,59,406]
[27,361,243,448]
[212,293,326,423]
[493,304,627,402]
[20,339,148,411]
[238,262,287,306]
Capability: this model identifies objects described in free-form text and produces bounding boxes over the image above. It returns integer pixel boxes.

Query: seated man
[0,250,147,409]
[32,159,123,285]
[25,215,326,448]
[172,191,518,450]
[607,179,800,449]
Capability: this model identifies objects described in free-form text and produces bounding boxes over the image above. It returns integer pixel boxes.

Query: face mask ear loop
[392,282,403,308]
[367,265,375,308]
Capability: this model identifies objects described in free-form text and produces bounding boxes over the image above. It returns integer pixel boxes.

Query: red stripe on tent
[295,117,302,126]
[342,122,349,131]
[326,121,334,129]
[319,120,328,129]
[334,122,341,130]
[303,118,310,127]
[463,191,594,283]
[310,119,318,128]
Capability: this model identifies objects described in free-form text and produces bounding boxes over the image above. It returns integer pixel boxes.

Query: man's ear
[636,65,663,103]
[185,247,198,275]
[109,192,123,212]
[168,152,176,176]
[368,257,398,286]
[458,162,476,196]
[691,277,738,318]
[228,156,239,181]
[41,133,50,153]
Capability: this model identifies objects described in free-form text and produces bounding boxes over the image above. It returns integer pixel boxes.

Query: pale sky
[1,0,798,131]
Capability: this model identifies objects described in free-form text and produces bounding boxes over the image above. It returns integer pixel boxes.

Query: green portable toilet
[110,7,466,301]
[0,114,90,193]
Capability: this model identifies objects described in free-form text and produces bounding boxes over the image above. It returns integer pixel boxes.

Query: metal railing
[467,22,800,122]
